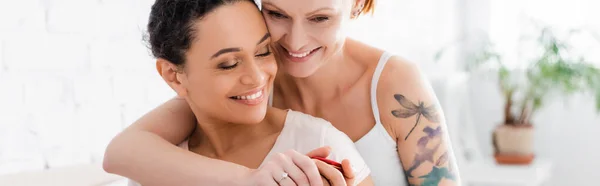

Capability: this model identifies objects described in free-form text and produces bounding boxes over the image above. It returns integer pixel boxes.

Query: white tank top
[269,52,407,185]
[354,52,407,185]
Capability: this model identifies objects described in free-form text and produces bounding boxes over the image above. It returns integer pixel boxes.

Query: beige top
[129,110,370,185]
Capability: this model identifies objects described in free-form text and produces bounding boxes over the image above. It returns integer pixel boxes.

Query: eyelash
[310,16,329,22]
[267,10,330,23]
[219,59,239,70]
[219,46,271,70]
[267,10,288,19]
[256,45,272,57]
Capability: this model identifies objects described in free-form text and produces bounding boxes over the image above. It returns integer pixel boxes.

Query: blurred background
[0,0,598,185]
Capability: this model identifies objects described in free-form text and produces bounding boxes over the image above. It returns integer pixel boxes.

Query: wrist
[227,167,255,186]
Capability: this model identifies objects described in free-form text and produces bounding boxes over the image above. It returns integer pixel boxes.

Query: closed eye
[310,16,329,22]
[218,59,240,70]
[256,44,272,57]
[266,10,288,19]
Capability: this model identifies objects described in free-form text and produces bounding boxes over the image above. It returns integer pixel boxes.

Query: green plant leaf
[434,48,446,62]
[596,93,600,112]
[533,96,543,111]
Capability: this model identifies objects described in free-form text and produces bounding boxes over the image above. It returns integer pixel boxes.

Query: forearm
[103,130,251,186]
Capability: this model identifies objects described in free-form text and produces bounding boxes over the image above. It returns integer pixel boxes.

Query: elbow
[102,151,116,174]
[102,134,124,174]
[102,157,114,174]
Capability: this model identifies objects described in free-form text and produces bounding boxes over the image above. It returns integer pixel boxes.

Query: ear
[156,59,188,97]
[354,0,366,8]
[351,0,366,18]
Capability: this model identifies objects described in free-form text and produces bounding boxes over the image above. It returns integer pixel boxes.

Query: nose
[240,59,266,86]
[283,21,308,52]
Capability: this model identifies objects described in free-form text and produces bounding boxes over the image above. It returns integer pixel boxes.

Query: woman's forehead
[188,2,267,56]
[261,0,350,12]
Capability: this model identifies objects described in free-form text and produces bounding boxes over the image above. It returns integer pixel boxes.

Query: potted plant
[436,25,600,164]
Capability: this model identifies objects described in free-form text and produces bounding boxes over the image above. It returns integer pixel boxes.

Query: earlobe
[156,59,188,97]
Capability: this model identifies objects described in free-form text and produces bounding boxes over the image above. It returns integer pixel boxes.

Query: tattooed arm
[376,56,461,186]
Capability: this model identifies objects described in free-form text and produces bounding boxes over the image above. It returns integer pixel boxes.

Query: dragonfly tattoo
[391,94,440,140]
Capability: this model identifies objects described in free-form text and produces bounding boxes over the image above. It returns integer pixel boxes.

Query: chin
[235,105,268,125]
[281,61,321,78]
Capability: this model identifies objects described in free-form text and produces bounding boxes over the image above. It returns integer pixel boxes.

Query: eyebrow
[262,2,290,15]
[257,33,271,45]
[211,48,241,59]
[306,7,335,16]
[262,2,334,16]
[210,33,271,59]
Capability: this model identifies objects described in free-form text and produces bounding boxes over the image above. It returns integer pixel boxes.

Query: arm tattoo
[405,126,442,177]
[391,94,456,185]
[391,94,440,140]
[406,126,457,185]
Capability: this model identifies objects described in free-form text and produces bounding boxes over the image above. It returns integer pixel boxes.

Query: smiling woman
[103,0,461,185]
[105,0,373,186]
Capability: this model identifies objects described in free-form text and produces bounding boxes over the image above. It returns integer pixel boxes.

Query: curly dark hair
[146,0,254,66]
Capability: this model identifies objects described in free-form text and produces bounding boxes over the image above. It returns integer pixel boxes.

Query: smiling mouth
[282,46,322,58]
[230,90,263,100]
[228,87,267,106]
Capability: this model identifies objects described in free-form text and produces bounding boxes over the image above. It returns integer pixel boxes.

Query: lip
[280,46,321,63]
[229,86,267,106]
[233,85,265,97]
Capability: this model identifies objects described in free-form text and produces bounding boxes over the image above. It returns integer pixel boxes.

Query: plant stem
[504,89,515,125]
[517,96,531,125]
[518,99,531,125]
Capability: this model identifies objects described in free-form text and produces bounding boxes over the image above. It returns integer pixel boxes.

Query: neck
[277,38,363,107]
[188,111,278,159]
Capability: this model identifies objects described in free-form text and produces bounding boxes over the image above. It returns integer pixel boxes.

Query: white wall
[467,0,600,185]
[0,0,460,175]
[347,0,460,74]
[0,0,175,175]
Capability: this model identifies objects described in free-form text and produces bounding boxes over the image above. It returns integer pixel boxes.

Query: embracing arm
[103,97,330,186]
[102,97,250,185]
[377,57,461,186]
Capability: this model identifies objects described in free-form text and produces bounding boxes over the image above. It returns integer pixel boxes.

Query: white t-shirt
[129,109,370,185]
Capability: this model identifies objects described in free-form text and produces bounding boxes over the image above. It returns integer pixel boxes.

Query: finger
[314,159,346,186]
[278,176,298,186]
[341,159,355,186]
[321,176,332,186]
[266,161,296,186]
[279,151,310,186]
[306,146,332,158]
[287,151,323,186]
[340,159,355,179]
[260,176,280,186]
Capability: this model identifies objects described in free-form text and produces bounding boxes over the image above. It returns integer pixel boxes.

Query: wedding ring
[278,172,289,183]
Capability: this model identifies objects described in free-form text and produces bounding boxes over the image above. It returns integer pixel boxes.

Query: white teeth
[234,90,262,100]
[289,50,311,58]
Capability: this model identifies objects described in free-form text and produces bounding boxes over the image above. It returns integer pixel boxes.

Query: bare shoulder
[344,38,386,68]
[379,56,432,95]
[375,56,437,136]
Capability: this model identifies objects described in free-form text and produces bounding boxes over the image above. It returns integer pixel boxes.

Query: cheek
[261,58,278,78]
[264,19,286,41]
[186,74,232,105]
[313,23,345,50]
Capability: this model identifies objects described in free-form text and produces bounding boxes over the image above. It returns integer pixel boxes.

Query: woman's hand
[243,146,332,186]
[314,159,356,186]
